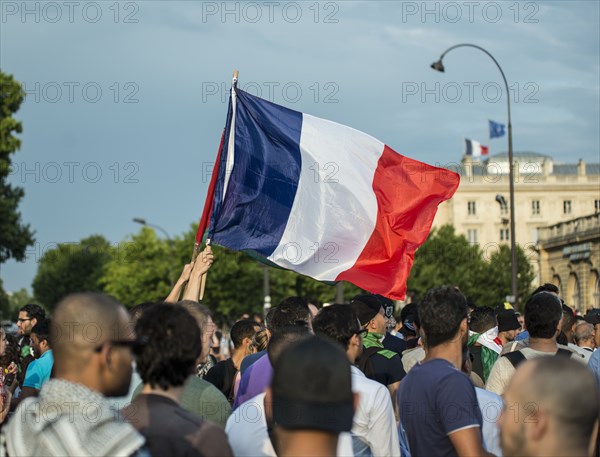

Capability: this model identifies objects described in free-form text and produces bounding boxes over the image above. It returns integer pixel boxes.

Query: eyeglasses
[17,318,32,323]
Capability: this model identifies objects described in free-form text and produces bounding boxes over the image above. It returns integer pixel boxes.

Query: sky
[1,0,599,293]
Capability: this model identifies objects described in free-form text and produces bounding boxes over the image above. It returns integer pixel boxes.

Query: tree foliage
[32,235,112,310]
[0,71,35,264]
[101,228,173,307]
[407,225,534,308]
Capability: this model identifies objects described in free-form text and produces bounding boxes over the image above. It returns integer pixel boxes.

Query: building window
[500,228,510,241]
[468,201,476,216]
[563,200,572,214]
[532,200,540,215]
[467,229,478,244]
[595,199,600,213]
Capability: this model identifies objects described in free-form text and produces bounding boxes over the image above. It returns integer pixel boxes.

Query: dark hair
[135,304,202,390]
[560,304,577,335]
[312,304,360,350]
[20,304,46,322]
[524,292,563,339]
[231,319,258,348]
[532,283,560,296]
[269,297,310,332]
[418,286,468,348]
[469,307,497,333]
[32,319,52,346]
[129,302,155,326]
[267,325,310,366]
[0,333,20,370]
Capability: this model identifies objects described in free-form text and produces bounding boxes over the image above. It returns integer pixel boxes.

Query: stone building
[537,214,600,312]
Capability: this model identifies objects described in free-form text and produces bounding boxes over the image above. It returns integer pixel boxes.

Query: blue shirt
[588,349,600,390]
[23,350,54,390]
[398,358,482,457]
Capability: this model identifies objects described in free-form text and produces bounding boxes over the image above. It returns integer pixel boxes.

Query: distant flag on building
[465,138,489,157]
[197,83,460,300]
[489,120,506,139]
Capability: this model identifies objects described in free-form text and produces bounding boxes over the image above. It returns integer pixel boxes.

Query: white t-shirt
[225,393,355,457]
[350,366,400,457]
[486,346,585,395]
[475,387,503,457]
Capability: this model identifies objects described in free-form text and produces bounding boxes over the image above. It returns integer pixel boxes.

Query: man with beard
[15,304,45,388]
[499,356,598,457]
[397,286,491,457]
[1,293,146,457]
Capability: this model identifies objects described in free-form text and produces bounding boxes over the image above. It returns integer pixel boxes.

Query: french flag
[199,87,459,299]
[465,138,489,157]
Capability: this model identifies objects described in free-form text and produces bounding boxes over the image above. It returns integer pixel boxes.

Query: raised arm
[183,246,214,302]
[165,262,194,303]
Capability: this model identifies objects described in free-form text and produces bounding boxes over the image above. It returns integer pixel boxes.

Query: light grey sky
[1,0,599,293]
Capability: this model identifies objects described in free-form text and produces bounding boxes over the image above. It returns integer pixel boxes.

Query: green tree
[101,227,172,307]
[0,279,9,319]
[407,225,534,308]
[0,71,35,264]
[32,235,112,310]
[479,244,535,310]
[0,71,35,305]
[4,287,35,320]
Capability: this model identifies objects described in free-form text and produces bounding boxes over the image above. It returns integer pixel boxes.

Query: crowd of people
[0,246,599,457]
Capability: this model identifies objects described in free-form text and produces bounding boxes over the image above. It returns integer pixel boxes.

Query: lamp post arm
[436,43,518,304]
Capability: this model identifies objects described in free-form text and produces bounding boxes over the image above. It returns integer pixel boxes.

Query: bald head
[502,357,599,455]
[573,321,595,347]
[52,293,131,372]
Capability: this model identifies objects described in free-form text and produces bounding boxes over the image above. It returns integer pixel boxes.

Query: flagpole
[198,69,239,301]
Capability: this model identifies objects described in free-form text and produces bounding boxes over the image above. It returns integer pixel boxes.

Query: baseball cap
[497,310,521,332]
[271,335,354,433]
[350,295,383,326]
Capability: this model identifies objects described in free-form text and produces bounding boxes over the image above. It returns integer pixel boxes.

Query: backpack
[502,348,572,369]
[356,347,381,378]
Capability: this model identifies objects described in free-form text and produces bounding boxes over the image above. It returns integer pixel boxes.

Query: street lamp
[133,218,175,284]
[431,43,518,304]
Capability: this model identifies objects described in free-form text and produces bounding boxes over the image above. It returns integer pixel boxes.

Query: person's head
[30,319,52,359]
[270,335,354,452]
[129,302,155,327]
[418,285,468,349]
[399,302,420,340]
[350,294,387,335]
[134,304,201,390]
[312,304,364,361]
[468,306,497,334]
[267,326,311,367]
[51,293,134,397]
[250,327,270,353]
[524,292,563,340]
[178,300,215,364]
[0,328,6,357]
[499,357,599,456]
[560,303,577,343]
[573,321,595,348]
[231,319,260,355]
[532,283,560,296]
[497,310,521,342]
[17,304,46,337]
[269,297,311,332]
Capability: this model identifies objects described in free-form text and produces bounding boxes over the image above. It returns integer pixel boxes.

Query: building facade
[433,152,600,299]
[537,214,600,313]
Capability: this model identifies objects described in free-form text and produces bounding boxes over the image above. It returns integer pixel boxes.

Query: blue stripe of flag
[211,89,303,257]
